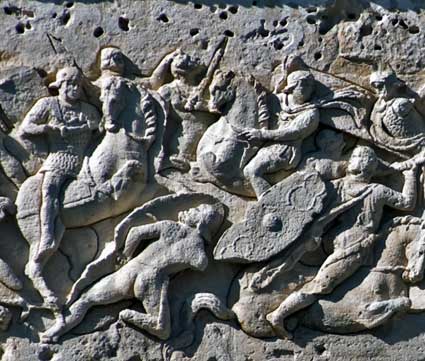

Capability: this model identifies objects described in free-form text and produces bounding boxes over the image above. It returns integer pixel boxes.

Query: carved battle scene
[3,1,425,360]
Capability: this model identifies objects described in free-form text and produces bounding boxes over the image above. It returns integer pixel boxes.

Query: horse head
[403,218,425,284]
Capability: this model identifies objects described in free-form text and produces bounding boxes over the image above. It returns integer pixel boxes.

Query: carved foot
[169,156,191,172]
[40,319,64,344]
[39,333,59,344]
[266,311,293,340]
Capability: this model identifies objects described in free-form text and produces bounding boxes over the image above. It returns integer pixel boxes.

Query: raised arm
[383,167,417,211]
[19,98,50,136]
[122,222,163,259]
[140,50,177,91]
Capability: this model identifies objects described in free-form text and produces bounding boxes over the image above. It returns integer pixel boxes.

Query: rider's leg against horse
[243,154,273,198]
[243,145,293,198]
[26,172,67,305]
[39,171,66,264]
[120,273,171,340]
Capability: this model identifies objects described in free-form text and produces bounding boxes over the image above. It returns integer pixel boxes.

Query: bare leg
[267,248,365,338]
[41,266,135,343]
[26,172,66,307]
[119,273,171,340]
[267,292,317,339]
[243,145,293,198]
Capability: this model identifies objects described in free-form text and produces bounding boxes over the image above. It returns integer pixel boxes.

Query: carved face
[370,71,399,101]
[100,48,125,75]
[170,52,199,78]
[178,204,224,240]
[52,67,83,103]
[283,70,314,104]
[347,146,378,178]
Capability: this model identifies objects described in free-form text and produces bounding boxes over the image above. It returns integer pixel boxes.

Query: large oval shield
[214,170,326,263]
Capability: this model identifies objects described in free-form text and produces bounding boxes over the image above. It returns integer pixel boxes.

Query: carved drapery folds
[2,23,425,359]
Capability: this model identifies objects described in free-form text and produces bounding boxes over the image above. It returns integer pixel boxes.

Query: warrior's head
[347,145,378,181]
[178,203,225,243]
[283,70,315,105]
[370,71,401,101]
[50,67,84,104]
[170,50,201,80]
[100,47,125,75]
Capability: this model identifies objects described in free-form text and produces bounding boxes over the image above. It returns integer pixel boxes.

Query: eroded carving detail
[1,19,425,360]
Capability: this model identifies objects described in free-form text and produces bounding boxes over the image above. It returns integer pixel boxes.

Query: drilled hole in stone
[298,40,304,47]
[3,6,13,15]
[375,14,383,21]
[35,68,48,78]
[25,21,31,30]
[280,18,287,26]
[360,24,372,37]
[409,25,420,34]
[93,26,104,38]
[51,12,57,18]
[190,28,199,36]
[15,22,25,34]
[118,16,129,31]
[228,6,238,14]
[224,30,234,37]
[273,40,284,50]
[314,344,326,355]
[306,15,316,24]
[157,13,169,23]
[392,18,398,26]
[272,20,278,27]
[307,7,317,13]
[399,19,408,30]
[374,44,382,51]
[65,1,74,8]
[219,11,228,20]
[314,51,322,60]
[318,37,323,42]
[200,39,209,49]
[194,3,202,9]
[60,10,70,25]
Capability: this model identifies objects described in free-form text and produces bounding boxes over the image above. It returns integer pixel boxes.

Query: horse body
[195,78,263,197]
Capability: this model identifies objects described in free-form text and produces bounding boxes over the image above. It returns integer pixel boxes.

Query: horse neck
[375,225,411,269]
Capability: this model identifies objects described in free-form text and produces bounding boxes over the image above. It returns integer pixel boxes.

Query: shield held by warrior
[214,170,327,263]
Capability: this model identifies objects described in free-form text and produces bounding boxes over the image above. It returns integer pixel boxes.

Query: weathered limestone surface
[2,0,425,360]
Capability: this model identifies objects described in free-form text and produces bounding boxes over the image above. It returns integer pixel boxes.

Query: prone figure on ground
[40,202,225,343]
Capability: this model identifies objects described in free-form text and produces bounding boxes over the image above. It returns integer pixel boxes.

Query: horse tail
[185,292,235,326]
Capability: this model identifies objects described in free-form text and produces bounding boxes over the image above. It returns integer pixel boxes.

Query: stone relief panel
[3,0,425,360]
